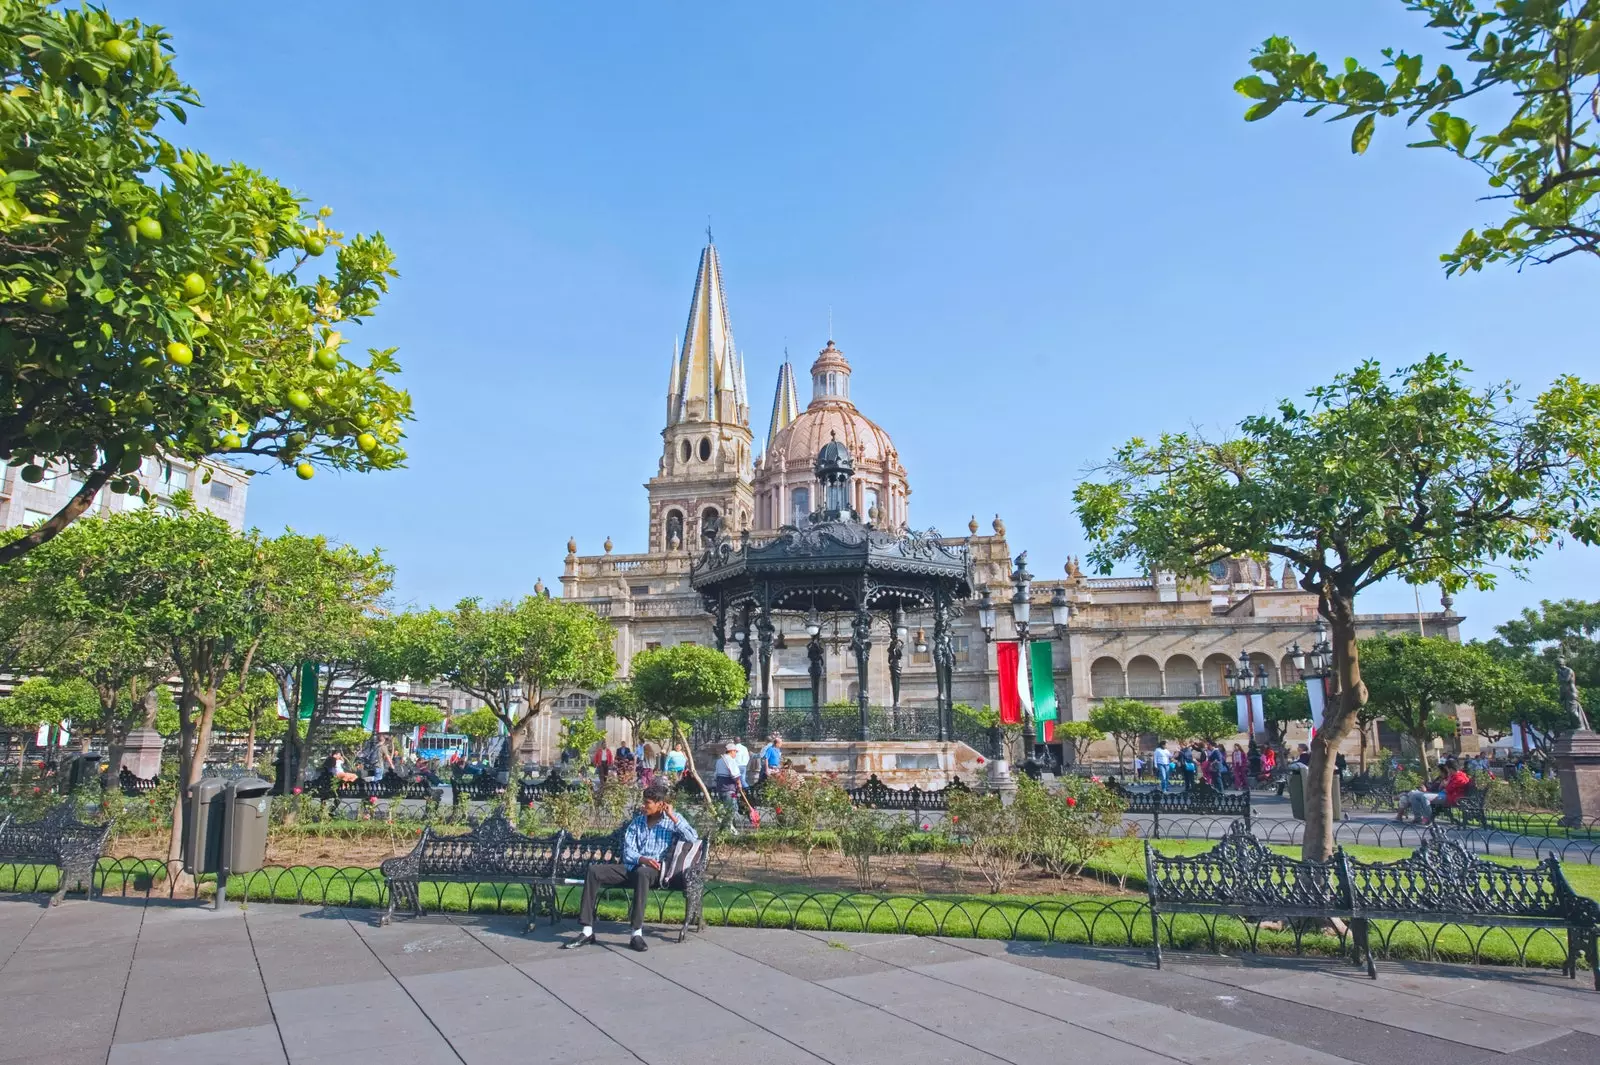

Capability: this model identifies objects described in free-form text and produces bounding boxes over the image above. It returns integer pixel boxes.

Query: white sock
[581,925,593,937]
[632,928,643,938]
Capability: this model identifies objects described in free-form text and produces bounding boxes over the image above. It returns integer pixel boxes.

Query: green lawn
[1,843,1592,974]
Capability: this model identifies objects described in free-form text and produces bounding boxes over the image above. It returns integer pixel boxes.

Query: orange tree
[1237,0,1600,272]
[1075,357,1600,860]
[0,1,409,564]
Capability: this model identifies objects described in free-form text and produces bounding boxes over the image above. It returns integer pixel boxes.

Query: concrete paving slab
[700,924,895,981]
[1512,1031,1600,1063]
[109,1023,287,1065]
[401,963,565,1036]
[351,918,505,977]
[271,977,454,1059]
[446,1016,629,1065]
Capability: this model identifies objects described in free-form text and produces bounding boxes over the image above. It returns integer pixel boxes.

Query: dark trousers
[579,862,660,930]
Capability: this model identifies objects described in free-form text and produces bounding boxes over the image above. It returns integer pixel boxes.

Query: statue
[1557,655,1592,733]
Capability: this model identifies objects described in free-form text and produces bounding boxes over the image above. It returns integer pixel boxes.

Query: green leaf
[1351,113,1376,154]
[1244,98,1283,122]
[1444,115,1472,152]
[1234,74,1270,99]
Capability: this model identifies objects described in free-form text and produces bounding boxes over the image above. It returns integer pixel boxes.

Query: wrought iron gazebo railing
[689,706,992,747]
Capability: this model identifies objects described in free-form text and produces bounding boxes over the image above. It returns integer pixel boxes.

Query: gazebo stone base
[773,740,985,788]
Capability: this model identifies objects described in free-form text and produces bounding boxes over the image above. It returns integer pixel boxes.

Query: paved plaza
[0,896,1596,1065]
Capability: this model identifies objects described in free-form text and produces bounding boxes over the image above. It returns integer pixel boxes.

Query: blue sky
[138,1,1598,639]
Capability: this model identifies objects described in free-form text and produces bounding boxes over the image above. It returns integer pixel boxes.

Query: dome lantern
[814,431,856,519]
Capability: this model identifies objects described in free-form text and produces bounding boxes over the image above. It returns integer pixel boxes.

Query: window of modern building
[164,466,188,493]
[21,509,51,525]
[35,465,59,490]
[209,480,233,503]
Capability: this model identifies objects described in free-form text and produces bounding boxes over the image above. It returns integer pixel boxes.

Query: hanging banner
[997,642,1023,724]
[1306,676,1327,737]
[1030,642,1058,724]
[1235,693,1251,734]
[362,689,391,733]
[58,720,69,746]
[35,722,48,747]
[297,662,318,722]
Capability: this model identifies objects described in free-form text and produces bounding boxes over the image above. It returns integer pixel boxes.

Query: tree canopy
[1087,699,1162,769]
[1075,357,1600,859]
[0,0,411,564]
[1358,634,1502,769]
[1237,0,1600,271]
[1177,700,1240,744]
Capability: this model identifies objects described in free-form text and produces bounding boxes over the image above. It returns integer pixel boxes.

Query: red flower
[369,796,378,805]
[528,801,536,808]
[292,787,302,795]
[1065,796,1077,807]
[951,815,959,824]
[31,787,39,794]
[976,757,985,764]
[921,822,931,831]
[774,806,783,815]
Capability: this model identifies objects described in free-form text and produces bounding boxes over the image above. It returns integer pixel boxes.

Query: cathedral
[553,238,1467,766]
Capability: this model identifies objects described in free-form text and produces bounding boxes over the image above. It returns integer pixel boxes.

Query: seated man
[564,782,698,953]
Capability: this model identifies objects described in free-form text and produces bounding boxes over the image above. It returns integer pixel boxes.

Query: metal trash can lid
[188,778,228,800]
[228,776,274,797]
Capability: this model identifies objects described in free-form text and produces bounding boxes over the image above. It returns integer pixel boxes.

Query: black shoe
[629,934,648,952]
[563,933,595,950]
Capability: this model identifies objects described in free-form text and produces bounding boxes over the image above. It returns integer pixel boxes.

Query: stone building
[557,238,1467,765]
[0,454,251,532]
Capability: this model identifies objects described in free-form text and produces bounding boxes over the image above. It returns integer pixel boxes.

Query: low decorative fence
[0,855,1588,978]
[1108,781,1252,836]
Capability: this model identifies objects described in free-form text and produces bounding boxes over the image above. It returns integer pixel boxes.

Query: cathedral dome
[753,340,910,529]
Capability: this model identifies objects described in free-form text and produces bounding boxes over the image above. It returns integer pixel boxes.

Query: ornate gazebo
[690,435,973,739]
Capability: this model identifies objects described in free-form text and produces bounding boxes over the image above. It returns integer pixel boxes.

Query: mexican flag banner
[1031,641,1057,743]
[362,689,391,734]
[996,642,1032,725]
[296,662,318,722]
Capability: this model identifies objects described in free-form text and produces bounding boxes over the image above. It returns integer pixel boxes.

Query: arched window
[791,487,810,524]
[664,510,684,550]
[698,437,712,461]
[1090,657,1125,698]
[680,439,691,463]
[701,507,720,535]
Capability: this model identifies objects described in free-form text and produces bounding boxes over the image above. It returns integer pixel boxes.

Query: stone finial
[968,515,979,535]
[1066,556,1082,578]
[1280,561,1295,589]
[566,536,577,557]
[1440,589,1456,616]
[533,578,545,596]
[992,513,1006,536]
[669,533,681,551]
[604,536,614,554]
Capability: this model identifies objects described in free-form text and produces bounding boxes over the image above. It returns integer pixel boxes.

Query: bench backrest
[0,802,111,860]
[414,810,561,878]
[1345,826,1569,918]
[1146,820,1345,910]
[552,828,624,881]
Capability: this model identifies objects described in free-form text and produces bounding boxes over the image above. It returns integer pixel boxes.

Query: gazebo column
[933,590,953,742]
[756,585,774,737]
[736,602,754,711]
[712,595,728,653]
[851,584,873,738]
[887,606,905,711]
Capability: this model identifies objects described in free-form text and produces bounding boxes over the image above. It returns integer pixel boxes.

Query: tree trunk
[1357,724,1368,776]
[671,720,714,807]
[166,684,220,878]
[1303,591,1366,862]
[244,718,257,769]
[505,706,526,781]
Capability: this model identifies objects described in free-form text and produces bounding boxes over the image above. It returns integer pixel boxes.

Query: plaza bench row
[0,803,112,906]
[1145,820,1600,988]
[378,810,707,939]
[1108,780,1252,835]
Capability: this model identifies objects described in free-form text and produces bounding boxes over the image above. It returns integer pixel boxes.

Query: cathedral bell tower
[646,235,755,553]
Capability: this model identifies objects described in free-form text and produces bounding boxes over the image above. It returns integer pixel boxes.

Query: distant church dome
[753,340,910,529]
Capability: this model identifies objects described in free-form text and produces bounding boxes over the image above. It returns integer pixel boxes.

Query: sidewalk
[0,895,1594,1064]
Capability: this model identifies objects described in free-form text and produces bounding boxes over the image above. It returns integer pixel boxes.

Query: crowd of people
[1138,739,1285,792]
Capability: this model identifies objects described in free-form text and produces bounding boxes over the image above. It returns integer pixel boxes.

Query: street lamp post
[1223,651,1270,736]
[977,553,1072,792]
[805,607,824,737]
[1290,620,1335,738]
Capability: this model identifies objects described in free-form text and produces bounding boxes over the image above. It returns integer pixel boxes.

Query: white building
[0,455,251,532]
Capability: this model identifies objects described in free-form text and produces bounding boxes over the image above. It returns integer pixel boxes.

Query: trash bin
[182,775,272,905]
[57,753,100,794]
[1287,765,1341,822]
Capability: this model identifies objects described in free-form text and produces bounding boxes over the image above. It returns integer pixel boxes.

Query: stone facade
[0,453,251,532]
[557,239,1470,764]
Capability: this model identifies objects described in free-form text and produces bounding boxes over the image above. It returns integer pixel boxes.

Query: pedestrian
[760,735,782,781]
[733,738,751,786]
[714,742,743,832]
[592,741,613,783]
[663,743,687,779]
[1247,740,1263,783]
[1152,742,1172,792]
[1230,743,1247,791]
[1178,745,1196,790]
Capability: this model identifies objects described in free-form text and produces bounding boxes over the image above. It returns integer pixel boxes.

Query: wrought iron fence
[689,706,990,747]
[0,856,1586,977]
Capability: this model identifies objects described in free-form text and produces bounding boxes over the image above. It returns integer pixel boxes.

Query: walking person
[563,782,698,952]
[1230,743,1247,791]
[1152,742,1172,792]
[663,742,687,781]
[713,742,743,832]
[733,738,751,786]
[1177,745,1197,790]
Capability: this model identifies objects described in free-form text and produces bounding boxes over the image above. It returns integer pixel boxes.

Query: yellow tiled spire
[767,354,801,447]
[670,237,746,428]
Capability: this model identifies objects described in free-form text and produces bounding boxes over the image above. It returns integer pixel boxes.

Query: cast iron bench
[379,811,708,940]
[547,824,708,942]
[1145,821,1599,988]
[118,767,161,796]
[379,810,561,931]
[308,772,443,803]
[1443,788,1489,829]
[0,802,113,905]
[1112,780,1251,837]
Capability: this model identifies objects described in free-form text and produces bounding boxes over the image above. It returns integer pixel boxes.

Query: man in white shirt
[1152,743,1172,792]
[733,740,751,786]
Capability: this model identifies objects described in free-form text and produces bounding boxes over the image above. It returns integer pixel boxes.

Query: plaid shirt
[621,811,697,872]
